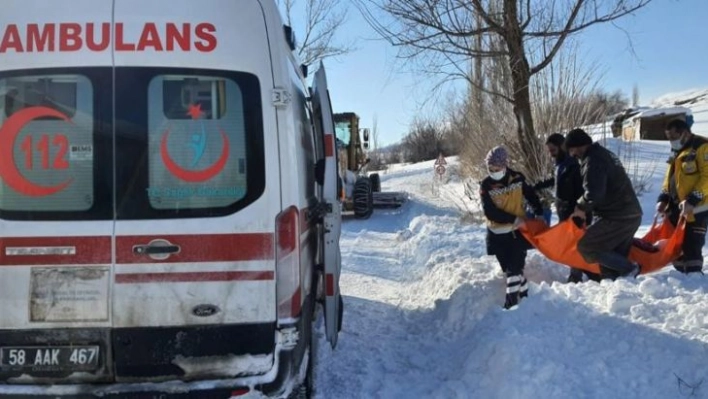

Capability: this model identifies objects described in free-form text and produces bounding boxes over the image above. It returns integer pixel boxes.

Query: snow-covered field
[314,138,708,399]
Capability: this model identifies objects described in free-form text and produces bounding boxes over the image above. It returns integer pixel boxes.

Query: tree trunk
[503,0,542,180]
[473,11,484,120]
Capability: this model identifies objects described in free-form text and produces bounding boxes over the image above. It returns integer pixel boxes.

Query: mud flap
[311,64,343,349]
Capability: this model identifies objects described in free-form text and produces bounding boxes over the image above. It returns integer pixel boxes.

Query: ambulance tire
[290,304,319,399]
[370,173,381,193]
[353,177,374,219]
[338,295,343,332]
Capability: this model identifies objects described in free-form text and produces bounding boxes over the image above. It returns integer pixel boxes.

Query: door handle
[132,239,181,260]
[134,245,180,255]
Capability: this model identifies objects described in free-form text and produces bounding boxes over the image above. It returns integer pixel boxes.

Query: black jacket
[534,153,585,220]
[576,143,642,219]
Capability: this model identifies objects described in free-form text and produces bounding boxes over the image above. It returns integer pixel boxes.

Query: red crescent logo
[160,128,230,182]
[0,106,73,197]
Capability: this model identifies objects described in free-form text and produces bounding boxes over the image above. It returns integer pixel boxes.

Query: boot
[673,259,703,274]
[519,276,528,299]
[621,262,642,278]
[503,292,519,310]
[503,274,522,310]
[567,268,583,284]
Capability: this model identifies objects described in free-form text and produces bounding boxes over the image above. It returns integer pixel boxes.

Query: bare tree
[453,41,613,185]
[371,113,380,152]
[368,113,389,170]
[354,0,653,179]
[277,0,355,68]
[401,118,449,163]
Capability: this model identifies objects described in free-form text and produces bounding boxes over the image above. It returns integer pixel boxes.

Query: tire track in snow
[314,198,502,398]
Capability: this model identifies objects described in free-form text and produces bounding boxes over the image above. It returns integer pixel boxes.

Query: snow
[315,140,708,399]
[651,87,708,138]
[626,106,692,121]
[172,353,274,378]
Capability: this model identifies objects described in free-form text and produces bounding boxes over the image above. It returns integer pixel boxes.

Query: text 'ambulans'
[0,23,217,53]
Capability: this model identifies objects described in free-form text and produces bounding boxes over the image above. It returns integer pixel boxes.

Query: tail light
[275,206,301,321]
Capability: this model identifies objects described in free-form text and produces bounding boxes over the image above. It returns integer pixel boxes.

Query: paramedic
[565,129,643,279]
[534,133,601,283]
[480,146,545,309]
[656,118,708,274]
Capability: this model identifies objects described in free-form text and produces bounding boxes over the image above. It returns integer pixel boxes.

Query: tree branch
[278,0,355,68]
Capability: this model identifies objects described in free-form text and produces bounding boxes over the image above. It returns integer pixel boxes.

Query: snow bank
[316,144,708,399]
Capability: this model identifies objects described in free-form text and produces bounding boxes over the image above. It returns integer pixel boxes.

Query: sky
[286,0,708,147]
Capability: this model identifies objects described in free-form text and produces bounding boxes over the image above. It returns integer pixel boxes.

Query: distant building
[621,106,693,141]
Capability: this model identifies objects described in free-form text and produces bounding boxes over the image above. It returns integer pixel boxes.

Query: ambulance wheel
[370,173,381,193]
[290,306,319,399]
[353,177,374,219]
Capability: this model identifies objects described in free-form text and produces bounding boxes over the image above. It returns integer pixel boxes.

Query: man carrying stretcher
[657,118,708,274]
[565,129,643,279]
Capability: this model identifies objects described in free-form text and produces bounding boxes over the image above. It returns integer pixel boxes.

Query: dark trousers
[495,241,526,276]
[557,207,601,282]
[487,230,530,307]
[667,204,708,273]
[577,215,642,279]
[487,230,530,276]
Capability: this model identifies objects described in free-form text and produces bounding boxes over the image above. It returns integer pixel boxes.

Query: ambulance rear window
[0,74,96,213]
[113,68,265,220]
[4,78,78,119]
[0,68,264,221]
[146,75,247,210]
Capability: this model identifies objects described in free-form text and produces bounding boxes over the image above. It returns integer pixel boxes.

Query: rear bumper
[0,343,301,399]
[0,322,303,398]
[0,383,253,398]
[0,324,275,383]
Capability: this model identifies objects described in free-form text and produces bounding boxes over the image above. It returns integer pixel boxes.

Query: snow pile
[316,147,708,398]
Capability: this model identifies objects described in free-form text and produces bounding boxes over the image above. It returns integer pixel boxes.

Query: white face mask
[670,139,683,151]
[489,168,506,181]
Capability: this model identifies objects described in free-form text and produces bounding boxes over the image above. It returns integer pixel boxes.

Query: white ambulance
[0,0,343,398]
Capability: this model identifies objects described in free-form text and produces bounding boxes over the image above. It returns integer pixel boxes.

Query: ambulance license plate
[0,346,99,371]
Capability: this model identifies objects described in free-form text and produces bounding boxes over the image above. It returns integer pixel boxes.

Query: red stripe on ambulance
[116,233,274,264]
[324,134,335,158]
[115,270,274,284]
[326,273,335,296]
[0,236,111,265]
[0,22,217,53]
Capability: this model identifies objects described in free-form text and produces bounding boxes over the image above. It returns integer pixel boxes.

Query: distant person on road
[656,118,708,274]
[565,129,643,279]
[534,133,601,283]
[479,146,546,310]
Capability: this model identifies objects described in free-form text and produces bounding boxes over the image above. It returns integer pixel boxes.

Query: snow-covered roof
[628,106,692,121]
[651,87,708,108]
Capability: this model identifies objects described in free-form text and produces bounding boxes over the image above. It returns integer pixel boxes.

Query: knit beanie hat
[485,146,508,167]
[565,128,593,148]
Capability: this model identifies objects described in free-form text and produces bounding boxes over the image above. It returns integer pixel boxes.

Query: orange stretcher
[519,215,686,275]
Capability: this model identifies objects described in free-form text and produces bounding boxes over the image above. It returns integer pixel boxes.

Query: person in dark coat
[565,129,643,279]
[534,133,601,283]
[480,146,545,310]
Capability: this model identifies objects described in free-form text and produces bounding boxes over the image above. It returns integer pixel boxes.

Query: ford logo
[192,304,220,317]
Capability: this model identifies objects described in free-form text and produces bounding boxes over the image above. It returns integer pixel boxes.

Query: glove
[679,200,694,220]
[570,206,586,221]
[656,201,668,215]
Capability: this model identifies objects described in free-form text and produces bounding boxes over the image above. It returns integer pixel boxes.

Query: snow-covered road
[315,143,708,399]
